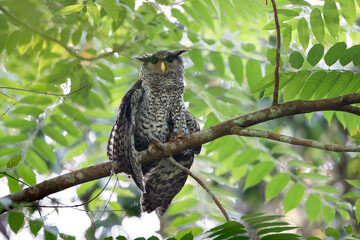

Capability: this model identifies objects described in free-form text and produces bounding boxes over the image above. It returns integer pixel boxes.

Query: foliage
[0,0,360,239]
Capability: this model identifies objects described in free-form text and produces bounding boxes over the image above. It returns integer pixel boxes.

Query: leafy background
[0,0,360,239]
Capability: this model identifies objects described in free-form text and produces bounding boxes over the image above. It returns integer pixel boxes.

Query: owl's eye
[165,56,174,63]
[150,57,159,64]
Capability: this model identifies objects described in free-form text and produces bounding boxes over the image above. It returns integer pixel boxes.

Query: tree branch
[1,93,359,214]
[231,128,360,152]
[270,0,281,105]
[0,6,118,61]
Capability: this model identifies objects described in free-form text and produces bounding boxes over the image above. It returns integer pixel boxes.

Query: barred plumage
[107,50,201,215]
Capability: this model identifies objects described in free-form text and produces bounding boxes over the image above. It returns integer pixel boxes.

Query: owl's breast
[134,92,171,151]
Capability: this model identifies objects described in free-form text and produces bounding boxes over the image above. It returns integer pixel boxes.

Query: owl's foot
[147,141,164,154]
[169,134,186,142]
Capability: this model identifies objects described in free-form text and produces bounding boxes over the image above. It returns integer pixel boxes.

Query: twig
[270,0,281,105]
[0,6,118,61]
[167,157,230,222]
[230,127,360,152]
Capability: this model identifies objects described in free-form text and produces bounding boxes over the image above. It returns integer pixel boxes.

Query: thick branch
[231,128,360,152]
[1,93,360,214]
[0,6,118,61]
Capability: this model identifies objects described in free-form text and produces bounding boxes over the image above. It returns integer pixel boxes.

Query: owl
[107,49,201,215]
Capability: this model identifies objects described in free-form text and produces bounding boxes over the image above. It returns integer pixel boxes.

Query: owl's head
[136,49,188,77]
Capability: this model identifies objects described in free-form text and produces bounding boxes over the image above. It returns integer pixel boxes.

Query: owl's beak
[160,61,166,73]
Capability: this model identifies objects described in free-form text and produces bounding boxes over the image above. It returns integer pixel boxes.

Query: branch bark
[270,0,281,105]
[1,93,360,214]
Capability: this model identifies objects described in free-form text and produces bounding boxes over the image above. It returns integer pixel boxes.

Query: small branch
[231,127,360,152]
[339,105,360,116]
[167,157,230,222]
[0,6,118,61]
[270,0,281,105]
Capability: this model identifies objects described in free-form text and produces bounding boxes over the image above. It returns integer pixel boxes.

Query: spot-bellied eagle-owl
[107,49,201,215]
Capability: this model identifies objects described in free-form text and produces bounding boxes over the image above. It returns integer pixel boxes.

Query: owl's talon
[147,141,164,154]
[169,134,186,142]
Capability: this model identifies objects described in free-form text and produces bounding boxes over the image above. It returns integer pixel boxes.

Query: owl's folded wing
[107,80,146,192]
[185,110,202,155]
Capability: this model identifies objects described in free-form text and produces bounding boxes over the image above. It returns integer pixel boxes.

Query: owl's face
[136,50,188,77]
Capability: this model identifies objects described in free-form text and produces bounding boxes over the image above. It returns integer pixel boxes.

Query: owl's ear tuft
[173,49,189,56]
[135,57,149,62]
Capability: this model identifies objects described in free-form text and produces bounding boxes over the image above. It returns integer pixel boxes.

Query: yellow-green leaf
[100,0,118,21]
[339,0,356,26]
[17,163,36,185]
[323,0,339,38]
[265,173,290,202]
[298,17,309,50]
[310,8,325,42]
[7,155,22,168]
[305,194,322,223]
[87,2,101,25]
[244,161,275,190]
[284,183,305,212]
[56,4,84,15]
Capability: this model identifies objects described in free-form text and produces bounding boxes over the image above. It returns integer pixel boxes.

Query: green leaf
[313,185,340,194]
[307,44,324,67]
[265,173,290,202]
[257,226,298,235]
[56,4,84,15]
[94,63,114,83]
[305,194,322,222]
[171,9,190,27]
[300,71,327,100]
[283,183,305,212]
[166,198,199,215]
[246,60,262,92]
[64,142,87,161]
[251,73,275,94]
[4,119,36,129]
[310,8,325,42]
[7,155,22,168]
[283,70,311,101]
[289,51,304,69]
[87,2,101,25]
[100,0,118,21]
[323,0,339,38]
[298,172,331,181]
[29,219,43,236]
[323,205,335,224]
[346,179,360,188]
[189,50,203,72]
[244,161,275,190]
[8,211,25,234]
[277,9,300,17]
[0,148,21,157]
[6,30,20,54]
[327,71,353,98]
[325,227,340,239]
[228,55,243,84]
[339,0,356,26]
[26,150,48,174]
[344,224,353,234]
[209,52,225,77]
[42,126,69,146]
[72,30,82,45]
[324,42,346,66]
[0,33,8,54]
[12,106,43,116]
[282,25,292,50]
[170,213,203,227]
[17,163,36,185]
[356,199,360,224]
[260,233,301,240]
[191,0,214,31]
[33,138,56,163]
[343,73,360,95]
[314,71,341,99]
[298,17,309,50]
[339,45,360,66]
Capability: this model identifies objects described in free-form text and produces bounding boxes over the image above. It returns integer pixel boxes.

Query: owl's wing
[107,80,146,192]
[185,110,202,154]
